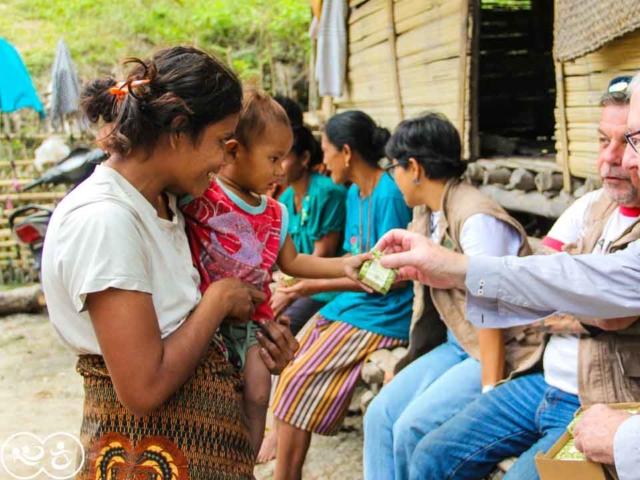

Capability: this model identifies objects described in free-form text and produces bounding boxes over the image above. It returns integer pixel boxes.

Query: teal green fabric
[0,38,45,117]
[319,174,414,340]
[220,321,260,369]
[279,173,347,303]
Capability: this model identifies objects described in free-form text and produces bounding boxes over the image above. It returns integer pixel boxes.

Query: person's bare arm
[87,278,263,416]
[477,329,505,389]
[527,313,590,335]
[277,235,345,279]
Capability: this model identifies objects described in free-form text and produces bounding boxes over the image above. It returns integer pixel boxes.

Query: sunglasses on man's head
[608,76,632,94]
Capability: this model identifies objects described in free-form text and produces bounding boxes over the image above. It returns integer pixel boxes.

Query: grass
[0,0,311,92]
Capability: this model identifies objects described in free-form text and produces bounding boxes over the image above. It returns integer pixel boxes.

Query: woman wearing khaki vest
[363,112,543,480]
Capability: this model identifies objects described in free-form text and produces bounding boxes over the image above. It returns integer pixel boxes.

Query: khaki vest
[518,191,640,405]
[398,179,544,376]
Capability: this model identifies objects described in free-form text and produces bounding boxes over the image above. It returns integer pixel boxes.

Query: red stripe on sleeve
[541,236,565,252]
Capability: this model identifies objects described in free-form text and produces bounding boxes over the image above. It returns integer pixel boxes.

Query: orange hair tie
[109,79,150,103]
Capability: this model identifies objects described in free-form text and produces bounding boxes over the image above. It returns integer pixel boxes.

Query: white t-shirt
[41,165,202,355]
[542,189,640,395]
[430,211,522,257]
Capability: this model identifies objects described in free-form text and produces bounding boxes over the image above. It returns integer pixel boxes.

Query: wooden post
[555,60,572,193]
[386,0,404,123]
[469,0,481,160]
[321,96,335,122]
[458,0,471,158]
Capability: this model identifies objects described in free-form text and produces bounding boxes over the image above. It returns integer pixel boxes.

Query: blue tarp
[0,38,45,117]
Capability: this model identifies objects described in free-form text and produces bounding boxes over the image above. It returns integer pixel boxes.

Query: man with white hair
[365,73,640,479]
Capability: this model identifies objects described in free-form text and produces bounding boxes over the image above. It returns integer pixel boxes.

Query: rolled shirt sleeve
[464,240,640,327]
[614,415,640,480]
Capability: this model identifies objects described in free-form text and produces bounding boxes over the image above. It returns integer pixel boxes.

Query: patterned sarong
[75,343,253,479]
[272,314,405,436]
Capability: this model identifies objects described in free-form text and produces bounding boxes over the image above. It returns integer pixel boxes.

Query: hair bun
[81,77,118,124]
[372,126,391,154]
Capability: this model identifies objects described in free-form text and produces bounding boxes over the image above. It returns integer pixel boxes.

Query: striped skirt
[272,314,405,436]
[76,342,254,480]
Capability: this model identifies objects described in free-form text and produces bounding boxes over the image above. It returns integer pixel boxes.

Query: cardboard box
[535,402,640,480]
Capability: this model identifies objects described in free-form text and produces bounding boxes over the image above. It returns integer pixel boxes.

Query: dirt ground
[0,313,364,479]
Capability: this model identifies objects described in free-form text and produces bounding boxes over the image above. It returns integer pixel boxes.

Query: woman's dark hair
[81,46,243,156]
[385,112,466,180]
[325,110,390,167]
[273,95,304,128]
[292,125,322,168]
[273,95,321,169]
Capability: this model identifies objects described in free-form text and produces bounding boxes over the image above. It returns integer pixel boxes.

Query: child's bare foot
[256,429,278,463]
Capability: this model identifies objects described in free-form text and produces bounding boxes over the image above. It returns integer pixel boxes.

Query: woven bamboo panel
[556,28,640,179]
[338,0,465,132]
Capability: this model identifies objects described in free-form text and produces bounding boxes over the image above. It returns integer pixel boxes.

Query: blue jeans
[363,331,482,480]
[410,373,581,480]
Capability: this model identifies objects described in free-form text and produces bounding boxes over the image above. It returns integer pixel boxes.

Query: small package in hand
[281,274,299,288]
[357,249,397,295]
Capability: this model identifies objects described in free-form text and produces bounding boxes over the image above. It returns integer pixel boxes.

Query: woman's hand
[270,290,296,319]
[374,229,469,289]
[204,278,266,322]
[342,253,374,293]
[256,319,300,374]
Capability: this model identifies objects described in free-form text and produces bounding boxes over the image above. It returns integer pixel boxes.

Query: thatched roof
[554,0,640,62]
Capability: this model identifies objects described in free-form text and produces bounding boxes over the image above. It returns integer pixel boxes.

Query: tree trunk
[0,284,46,316]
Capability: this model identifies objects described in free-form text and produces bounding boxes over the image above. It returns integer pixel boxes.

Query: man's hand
[574,404,632,465]
[373,229,469,289]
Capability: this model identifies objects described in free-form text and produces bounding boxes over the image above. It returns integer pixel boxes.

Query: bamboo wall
[337,0,469,137]
[0,137,69,284]
[555,28,640,179]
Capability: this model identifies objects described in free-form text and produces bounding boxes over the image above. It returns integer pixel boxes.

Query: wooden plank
[558,106,602,125]
[386,0,404,122]
[395,13,461,58]
[562,29,640,76]
[349,6,387,44]
[0,160,35,168]
[350,42,391,68]
[395,0,462,36]
[396,41,460,69]
[555,61,572,192]
[349,0,386,25]
[350,31,389,55]
[457,0,470,154]
[394,0,461,24]
[3,192,66,203]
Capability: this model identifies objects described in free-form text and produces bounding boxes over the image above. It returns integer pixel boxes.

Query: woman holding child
[363,113,545,480]
[41,47,300,479]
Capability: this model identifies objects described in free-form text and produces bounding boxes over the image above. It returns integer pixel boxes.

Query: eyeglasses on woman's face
[385,162,401,179]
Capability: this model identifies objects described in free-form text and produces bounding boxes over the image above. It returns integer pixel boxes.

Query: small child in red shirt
[181,89,362,458]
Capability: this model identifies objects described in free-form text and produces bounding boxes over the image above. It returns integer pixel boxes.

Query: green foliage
[0,0,311,92]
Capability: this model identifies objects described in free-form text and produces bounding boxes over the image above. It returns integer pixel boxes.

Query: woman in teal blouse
[270,121,347,335]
